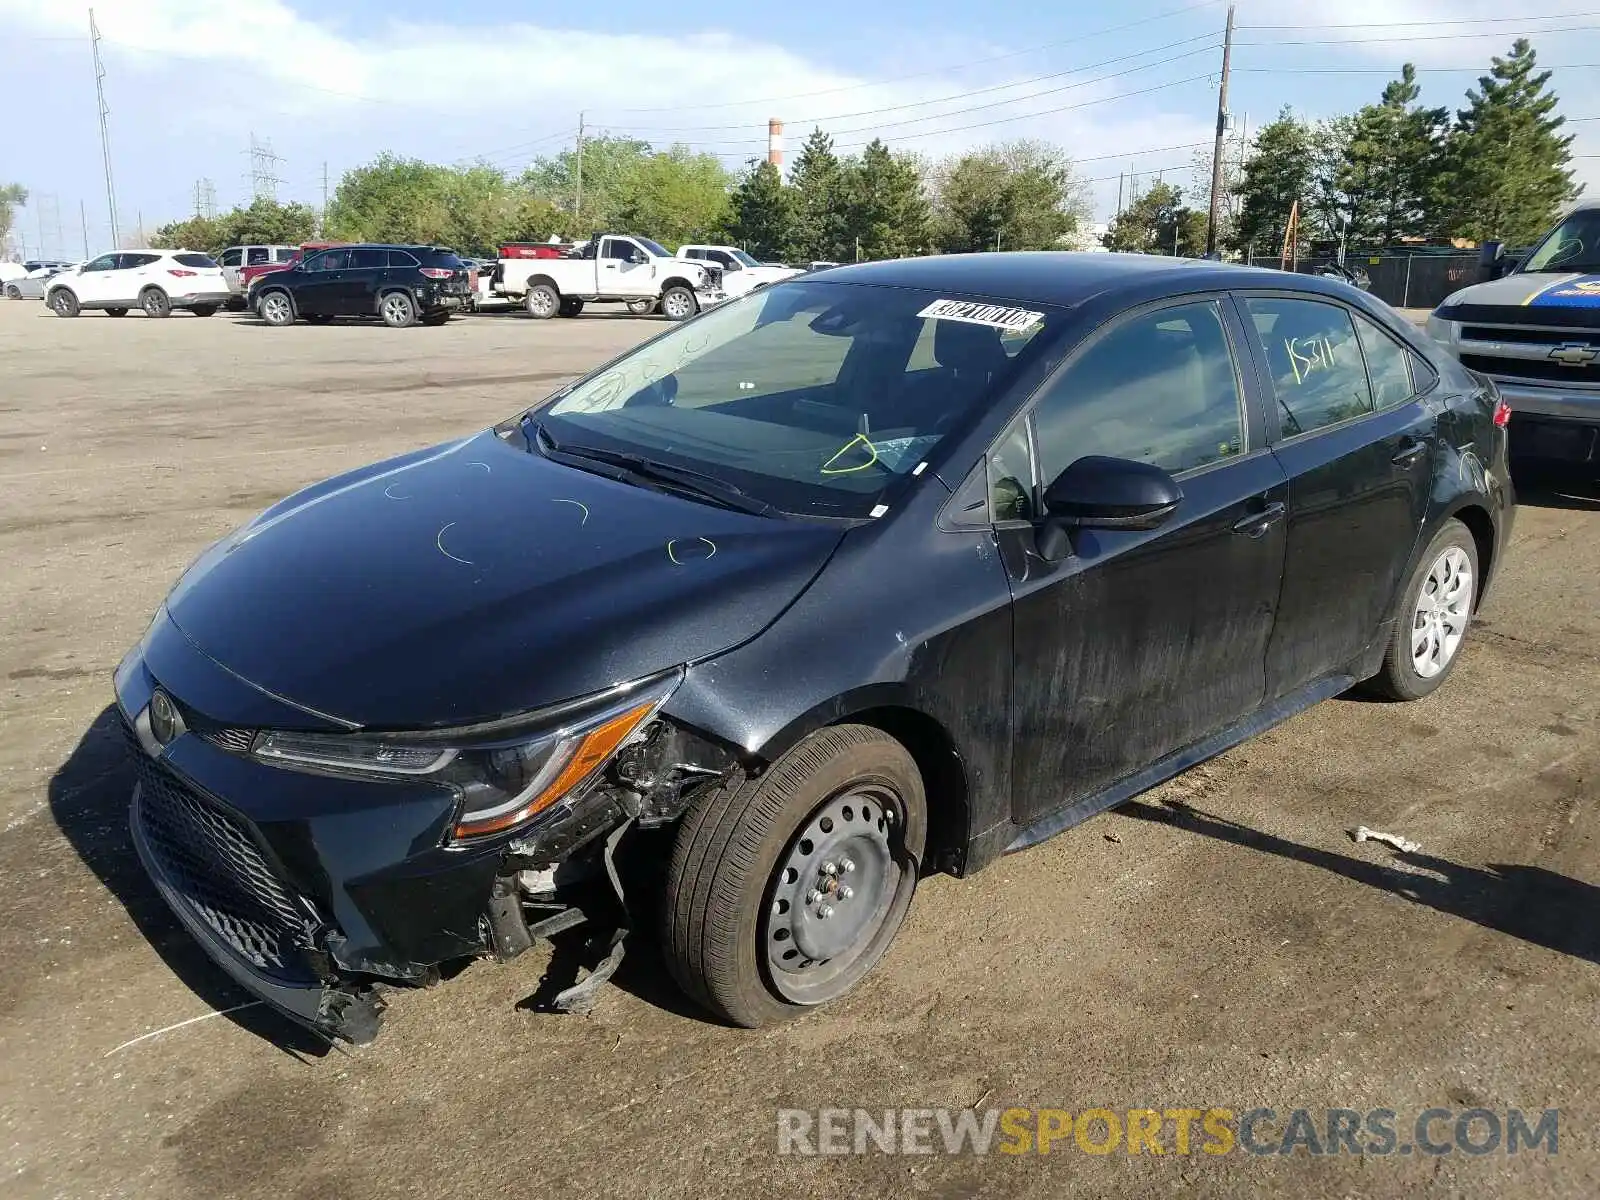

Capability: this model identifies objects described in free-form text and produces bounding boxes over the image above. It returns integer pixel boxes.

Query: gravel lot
[1,298,1597,1199]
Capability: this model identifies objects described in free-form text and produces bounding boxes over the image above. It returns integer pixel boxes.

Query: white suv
[46,250,231,318]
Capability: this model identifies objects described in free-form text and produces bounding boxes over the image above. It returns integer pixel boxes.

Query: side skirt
[1004,673,1356,855]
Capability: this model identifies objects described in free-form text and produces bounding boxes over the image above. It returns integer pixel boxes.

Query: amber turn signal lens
[451,700,657,840]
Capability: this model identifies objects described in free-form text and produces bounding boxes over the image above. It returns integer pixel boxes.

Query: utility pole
[80,200,90,258]
[574,111,585,224]
[321,161,329,219]
[1116,172,1124,217]
[136,210,144,246]
[1205,3,1235,257]
[90,9,118,249]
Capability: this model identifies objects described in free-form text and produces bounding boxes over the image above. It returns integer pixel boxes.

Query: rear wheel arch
[1446,502,1496,607]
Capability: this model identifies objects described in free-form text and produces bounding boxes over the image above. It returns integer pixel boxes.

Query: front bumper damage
[114,614,737,1044]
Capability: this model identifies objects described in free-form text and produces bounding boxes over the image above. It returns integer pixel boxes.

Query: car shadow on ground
[49,706,332,1058]
[1115,799,1600,965]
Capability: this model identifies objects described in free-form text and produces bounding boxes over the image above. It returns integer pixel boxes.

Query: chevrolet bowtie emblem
[1548,342,1599,366]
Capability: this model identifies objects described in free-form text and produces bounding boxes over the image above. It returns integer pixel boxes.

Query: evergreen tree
[1103,180,1206,256]
[726,161,795,260]
[1338,65,1450,244]
[841,139,929,260]
[1307,116,1356,246]
[1446,39,1579,244]
[787,128,848,262]
[1231,108,1316,259]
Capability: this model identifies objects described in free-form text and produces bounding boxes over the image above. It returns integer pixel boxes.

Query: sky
[3,0,1600,258]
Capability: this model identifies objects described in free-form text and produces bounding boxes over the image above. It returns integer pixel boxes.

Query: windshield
[525,280,1060,518]
[638,238,672,258]
[732,249,762,268]
[1522,208,1600,274]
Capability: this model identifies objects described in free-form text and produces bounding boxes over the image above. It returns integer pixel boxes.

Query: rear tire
[139,288,172,318]
[48,289,79,318]
[660,285,697,321]
[257,290,296,327]
[558,297,585,317]
[421,310,451,326]
[662,724,927,1027]
[191,304,217,317]
[104,307,128,318]
[1366,519,1480,701]
[380,290,417,328]
[304,313,334,325]
[525,283,559,319]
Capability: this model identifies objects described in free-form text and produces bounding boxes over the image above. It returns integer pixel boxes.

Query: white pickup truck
[495,234,725,320]
[676,245,802,298]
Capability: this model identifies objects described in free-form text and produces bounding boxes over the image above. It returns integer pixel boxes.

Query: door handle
[1391,439,1428,468]
[1232,500,1286,538]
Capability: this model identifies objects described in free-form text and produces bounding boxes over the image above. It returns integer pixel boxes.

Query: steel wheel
[259,292,294,326]
[763,783,910,1005]
[1411,546,1473,679]
[381,291,416,328]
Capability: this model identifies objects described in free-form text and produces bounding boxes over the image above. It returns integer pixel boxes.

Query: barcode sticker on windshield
[917,299,1044,331]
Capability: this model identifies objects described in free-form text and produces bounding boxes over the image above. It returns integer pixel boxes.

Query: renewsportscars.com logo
[777,1107,1559,1158]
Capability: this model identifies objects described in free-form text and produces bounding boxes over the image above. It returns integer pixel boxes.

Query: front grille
[1461,325,1592,346]
[1461,353,1600,385]
[126,729,318,983]
[192,722,256,754]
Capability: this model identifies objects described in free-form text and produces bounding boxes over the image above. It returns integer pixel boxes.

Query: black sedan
[114,253,1514,1042]
[252,243,473,328]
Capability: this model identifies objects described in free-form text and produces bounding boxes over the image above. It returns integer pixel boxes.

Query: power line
[1237,23,1600,48]
[1237,61,1600,75]
[1237,11,1600,30]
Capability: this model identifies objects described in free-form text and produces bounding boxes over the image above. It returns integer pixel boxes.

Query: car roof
[809,251,1348,308]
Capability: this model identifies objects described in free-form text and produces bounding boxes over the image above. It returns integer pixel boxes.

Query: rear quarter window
[423,251,464,268]
[173,253,218,269]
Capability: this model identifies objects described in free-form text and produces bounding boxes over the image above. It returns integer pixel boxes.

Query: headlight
[252,669,682,843]
[1425,313,1460,352]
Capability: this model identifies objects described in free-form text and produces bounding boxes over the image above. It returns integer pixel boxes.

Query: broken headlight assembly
[251,669,683,844]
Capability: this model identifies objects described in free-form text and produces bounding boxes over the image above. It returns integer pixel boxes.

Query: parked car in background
[5,261,77,299]
[114,252,1513,1043]
[252,243,473,328]
[46,250,229,318]
[241,241,348,311]
[1428,198,1600,472]
[494,233,724,319]
[676,244,802,298]
[216,244,299,307]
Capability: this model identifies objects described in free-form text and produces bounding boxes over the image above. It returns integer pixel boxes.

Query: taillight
[419,267,453,280]
[1493,398,1511,428]
[167,269,197,277]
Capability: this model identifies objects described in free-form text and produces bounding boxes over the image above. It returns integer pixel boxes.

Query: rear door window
[387,250,420,268]
[118,253,161,269]
[1351,311,1416,410]
[347,248,387,269]
[1244,298,1375,437]
[273,247,298,263]
[246,247,271,265]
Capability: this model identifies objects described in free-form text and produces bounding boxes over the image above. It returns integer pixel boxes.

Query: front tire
[4,284,19,300]
[48,289,80,318]
[139,287,172,318]
[105,307,128,318]
[625,299,656,315]
[257,290,296,327]
[659,285,697,321]
[558,297,585,317]
[662,724,927,1027]
[1367,518,1480,701]
[525,283,559,319]
[191,304,217,317]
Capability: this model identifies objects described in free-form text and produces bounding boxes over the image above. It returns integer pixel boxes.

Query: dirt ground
[1,298,1597,1199]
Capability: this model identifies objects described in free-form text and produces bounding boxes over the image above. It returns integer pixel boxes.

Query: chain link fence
[1246,253,1483,310]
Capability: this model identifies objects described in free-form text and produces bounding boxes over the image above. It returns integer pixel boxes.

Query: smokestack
[767,119,784,168]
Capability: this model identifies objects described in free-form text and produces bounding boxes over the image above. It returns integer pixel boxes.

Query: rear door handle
[1392,439,1429,468]
[1232,500,1287,538]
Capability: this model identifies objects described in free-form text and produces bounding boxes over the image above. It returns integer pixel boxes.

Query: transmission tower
[246,134,284,202]
[89,8,118,245]
[193,178,217,218]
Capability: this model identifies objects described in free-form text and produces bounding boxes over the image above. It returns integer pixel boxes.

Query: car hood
[1437,271,1600,317]
[164,430,845,729]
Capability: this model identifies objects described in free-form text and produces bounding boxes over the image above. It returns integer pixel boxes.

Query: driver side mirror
[628,250,646,265]
[1034,456,1183,561]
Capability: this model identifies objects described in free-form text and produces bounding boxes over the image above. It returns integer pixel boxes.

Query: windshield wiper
[525,418,773,516]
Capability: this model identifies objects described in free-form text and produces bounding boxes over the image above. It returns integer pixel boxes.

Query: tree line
[144,37,1576,264]
[149,132,1090,262]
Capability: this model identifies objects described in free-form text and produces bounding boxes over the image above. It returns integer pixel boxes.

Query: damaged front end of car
[117,636,740,1046]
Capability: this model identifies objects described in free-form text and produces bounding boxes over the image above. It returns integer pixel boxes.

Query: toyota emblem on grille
[148,689,185,745]
[1548,342,1599,366]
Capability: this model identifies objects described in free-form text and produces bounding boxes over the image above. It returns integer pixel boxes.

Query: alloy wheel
[383,293,414,326]
[1411,546,1472,679]
[662,290,694,319]
[260,294,292,326]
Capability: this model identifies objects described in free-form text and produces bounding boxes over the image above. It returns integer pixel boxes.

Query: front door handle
[1232,500,1287,538]
[1392,439,1429,468]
